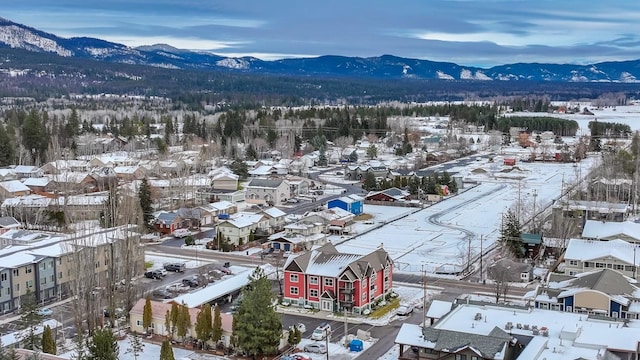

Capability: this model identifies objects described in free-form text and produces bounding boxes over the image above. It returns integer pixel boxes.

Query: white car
[396,304,414,316]
[173,229,192,238]
[37,308,53,317]
[303,342,327,354]
[311,323,331,340]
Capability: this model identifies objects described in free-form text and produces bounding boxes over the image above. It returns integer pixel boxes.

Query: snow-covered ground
[336,155,600,274]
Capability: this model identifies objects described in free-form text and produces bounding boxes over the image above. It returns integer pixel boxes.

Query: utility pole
[532,189,538,232]
[325,330,331,360]
[480,235,484,284]
[344,307,348,348]
[422,264,427,327]
[467,236,471,273]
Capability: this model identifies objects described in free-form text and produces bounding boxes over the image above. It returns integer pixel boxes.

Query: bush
[184,236,195,246]
[369,297,400,319]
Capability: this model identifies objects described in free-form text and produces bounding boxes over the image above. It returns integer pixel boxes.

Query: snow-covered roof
[564,238,638,264]
[582,220,640,241]
[169,270,253,308]
[0,319,61,347]
[219,213,264,228]
[262,207,286,218]
[22,177,50,187]
[0,180,30,193]
[426,300,453,319]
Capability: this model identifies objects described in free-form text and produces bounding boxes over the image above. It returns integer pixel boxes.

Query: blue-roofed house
[327,194,364,215]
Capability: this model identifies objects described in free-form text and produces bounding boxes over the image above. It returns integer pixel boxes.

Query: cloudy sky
[2,0,640,67]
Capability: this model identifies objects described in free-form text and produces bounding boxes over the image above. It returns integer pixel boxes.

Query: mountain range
[1,16,639,83]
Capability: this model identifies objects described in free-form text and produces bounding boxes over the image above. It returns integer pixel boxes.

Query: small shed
[504,158,516,166]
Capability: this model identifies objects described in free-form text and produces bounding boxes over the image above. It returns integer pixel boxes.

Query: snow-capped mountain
[1,17,640,82]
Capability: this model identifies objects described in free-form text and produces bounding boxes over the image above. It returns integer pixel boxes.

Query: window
[596,263,605,268]
[12,269,18,277]
[362,280,367,288]
[455,355,467,360]
[290,274,299,283]
[471,356,479,360]
[25,267,32,274]
[324,278,333,287]
[15,284,19,291]
[614,264,624,271]
[290,287,299,295]
[40,262,46,270]
[1,273,6,281]
[26,280,33,288]
[58,272,63,279]
[362,292,367,300]
[568,260,578,266]
[584,262,592,268]
[309,276,318,285]
[310,289,318,298]
[136,320,142,326]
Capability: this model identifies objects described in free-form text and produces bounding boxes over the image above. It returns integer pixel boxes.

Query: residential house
[245,178,290,205]
[286,176,311,197]
[113,166,146,181]
[49,172,98,194]
[176,208,206,230]
[525,269,640,319]
[40,160,90,175]
[581,220,640,244]
[364,187,411,203]
[327,194,364,215]
[563,238,638,278]
[267,220,327,253]
[22,177,51,193]
[259,207,287,231]
[283,243,393,314]
[550,200,629,238]
[154,212,184,235]
[0,216,20,235]
[589,177,633,202]
[89,167,118,191]
[521,233,543,259]
[216,213,267,246]
[0,180,31,199]
[13,165,44,179]
[198,201,238,225]
[210,171,239,191]
[129,298,234,347]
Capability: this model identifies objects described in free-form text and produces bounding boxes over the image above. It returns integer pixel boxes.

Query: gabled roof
[582,220,640,241]
[0,216,20,228]
[261,207,286,219]
[247,178,284,188]
[0,180,30,193]
[218,213,264,229]
[284,243,391,279]
[422,326,510,359]
[154,212,180,224]
[549,269,639,299]
[564,238,637,264]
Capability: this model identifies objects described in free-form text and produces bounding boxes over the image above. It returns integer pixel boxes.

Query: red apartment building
[283,243,392,314]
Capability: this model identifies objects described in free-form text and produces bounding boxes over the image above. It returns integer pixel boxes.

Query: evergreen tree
[366,144,377,159]
[164,310,172,340]
[41,325,57,355]
[211,304,223,344]
[194,304,212,346]
[142,297,153,334]
[362,172,377,191]
[245,144,258,160]
[19,289,43,351]
[349,150,358,163]
[176,303,191,341]
[138,178,154,227]
[499,209,524,257]
[87,327,119,360]
[232,267,282,357]
[229,158,249,179]
[125,332,144,360]
[0,125,15,166]
[159,340,175,360]
[21,110,49,164]
[71,333,88,360]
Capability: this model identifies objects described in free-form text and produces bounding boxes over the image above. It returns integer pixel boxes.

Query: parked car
[286,198,300,203]
[303,342,327,354]
[311,322,331,340]
[157,268,168,277]
[172,228,192,238]
[396,304,414,316]
[37,308,53,317]
[144,270,164,279]
[182,277,200,288]
[152,289,173,299]
[262,247,275,256]
[164,263,186,273]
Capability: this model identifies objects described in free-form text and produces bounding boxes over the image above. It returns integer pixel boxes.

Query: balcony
[339,286,354,294]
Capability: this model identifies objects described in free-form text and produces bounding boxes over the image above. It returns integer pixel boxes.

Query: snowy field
[58,337,222,360]
[336,155,600,274]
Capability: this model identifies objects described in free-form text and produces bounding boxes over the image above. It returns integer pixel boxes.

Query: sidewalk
[0,296,75,325]
[276,305,390,326]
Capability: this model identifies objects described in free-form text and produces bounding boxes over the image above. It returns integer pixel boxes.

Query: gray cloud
[1,0,640,66]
